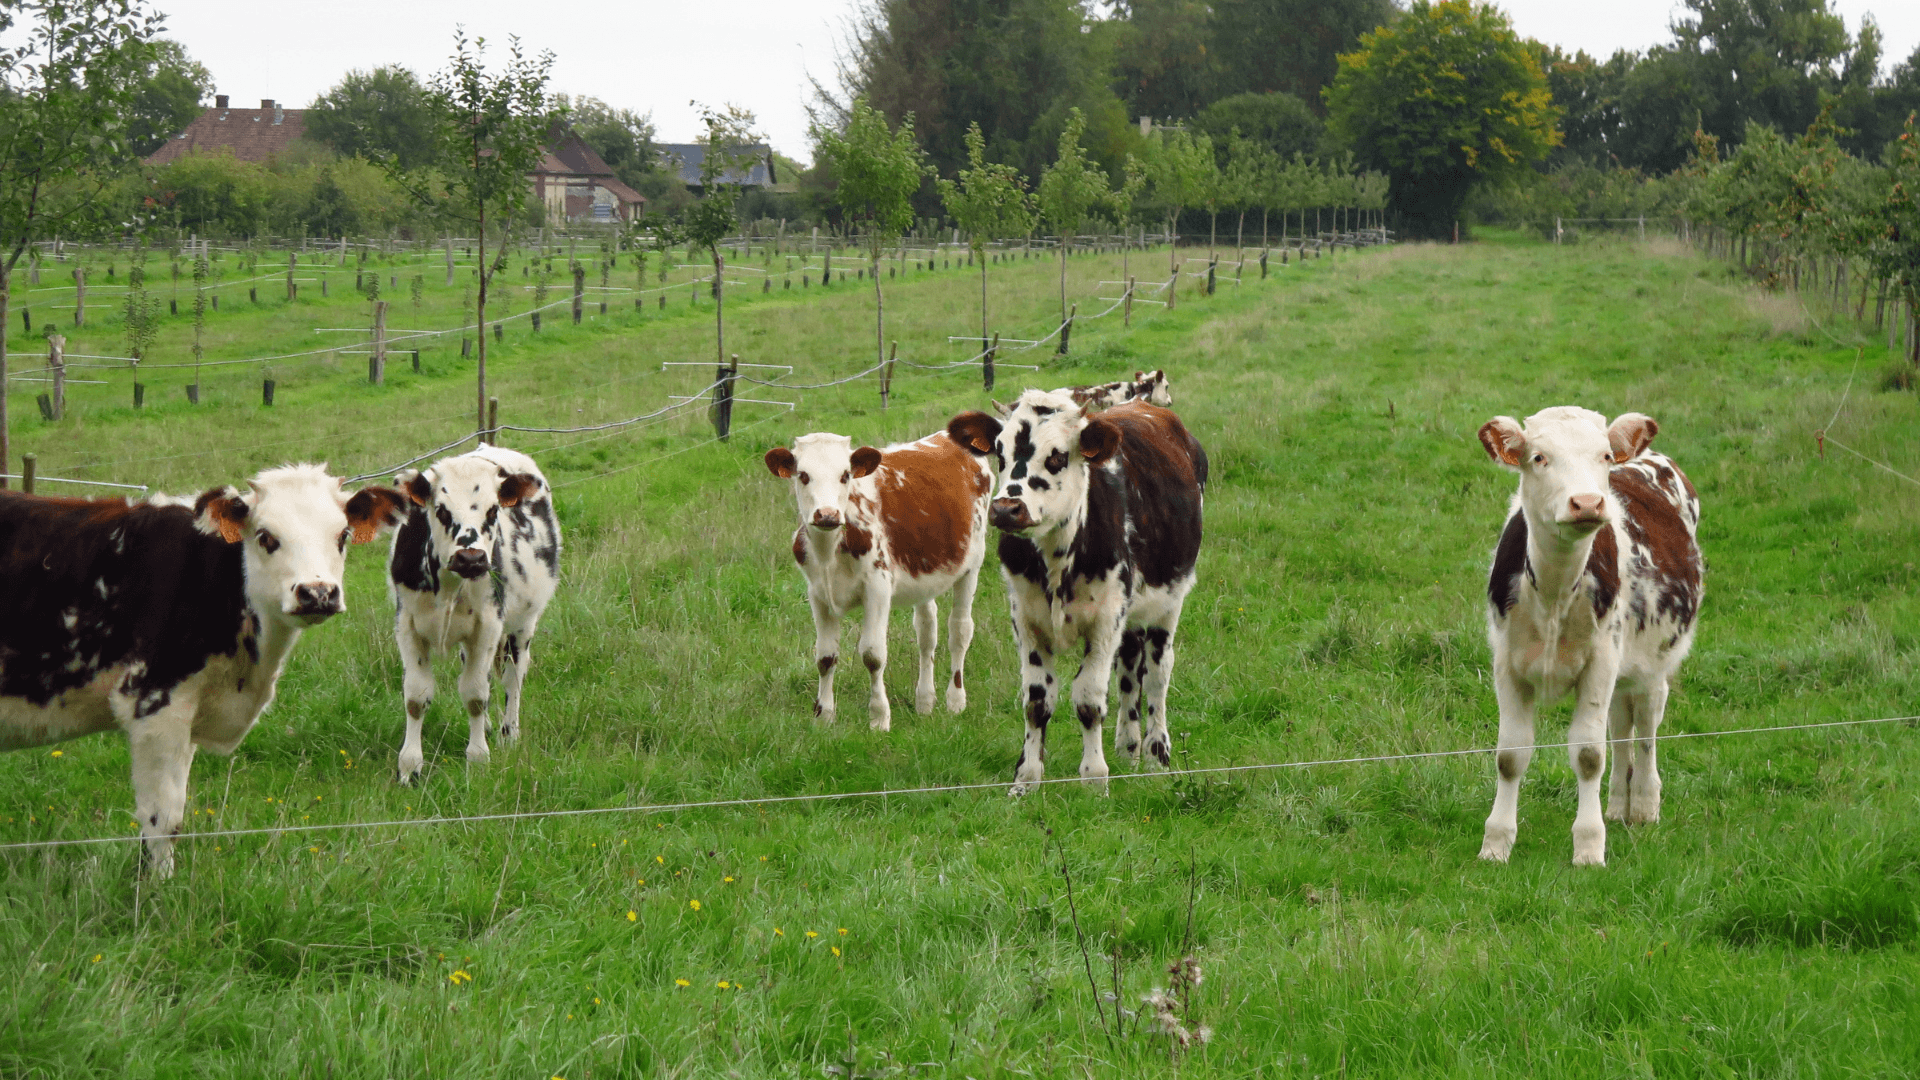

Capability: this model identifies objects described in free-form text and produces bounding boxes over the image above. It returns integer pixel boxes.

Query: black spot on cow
[1027,683,1046,703]
[1585,526,1619,619]
[817,655,836,676]
[1045,449,1069,474]
[1009,422,1036,480]
[1027,650,1042,666]
[1076,702,1103,730]
[390,508,439,594]
[1026,477,1050,491]
[1487,512,1528,617]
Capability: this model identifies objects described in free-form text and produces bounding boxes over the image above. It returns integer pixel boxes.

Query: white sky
[154,0,1920,165]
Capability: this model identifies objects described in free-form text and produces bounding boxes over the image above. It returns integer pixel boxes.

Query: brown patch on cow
[839,525,874,558]
[874,433,981,577]
[345,486,408,544]
[792,532,807,565]
[1478,417,1525,466]
[952,670,963,689]
[1079,416,1121,464]
[1607,413,1658,462]
[850,446,882,478]
[195,487,250,543]
[497,473,539,507]
[817,656,836,676]
[765,447,797,478]
[1585,524,1619,619]
[1610,466,1702,627]
[945,411,1002,455]
[1497,751,1522,780]
[1576,745,1603,781]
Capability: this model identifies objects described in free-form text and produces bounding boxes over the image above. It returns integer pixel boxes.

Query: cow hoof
[466,746,491,765]
[816,704,836,725]
[1604,804,1627,823]
[1627,805,1661,825]
[870,714,892,733]
[497,723,518,744]
[1007,782,1034,798]
[1572,848,1607,868]
[946,687,966,714]
[1478,826,1516,862]
[914,692,935,715]
[397,753,425,785]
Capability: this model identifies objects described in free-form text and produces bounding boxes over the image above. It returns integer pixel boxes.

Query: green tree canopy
[559,94,658,192]
[125,39,212,156]
[816,99,931,365]
[1194,91,1324,160]
[307,65,439,170]
[1325,0,1561,238]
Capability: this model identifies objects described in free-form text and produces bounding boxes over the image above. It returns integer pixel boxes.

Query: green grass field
[3,234,1918,1079]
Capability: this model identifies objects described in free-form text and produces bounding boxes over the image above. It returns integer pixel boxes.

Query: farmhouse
[655,142,779,191]
[529,131,648,222]
[144,94,306,165]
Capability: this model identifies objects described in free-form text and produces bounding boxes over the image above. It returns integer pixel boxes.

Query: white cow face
[947,389,1120,537]
[1479,406,1658,540]
[397,455,542,581]
[196,464,408,625]
[764,433,881,533]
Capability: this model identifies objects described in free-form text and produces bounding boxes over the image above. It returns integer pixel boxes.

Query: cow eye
[840,471,850,483]
[1531,453,1546,466]
[797,472,810,485]
[254,529,280,553]
[337,528,350,552]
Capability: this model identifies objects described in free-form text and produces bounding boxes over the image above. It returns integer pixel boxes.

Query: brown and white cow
[764,430,992,729]
[0,465,408,876]
[1477,407,1703,866]
[1062,370,1174,413]
[948,391,1207,794]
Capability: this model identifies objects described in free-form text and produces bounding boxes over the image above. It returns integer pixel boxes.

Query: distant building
[530,132,648,222]
[145,95,306,165]
[655,143,778,191]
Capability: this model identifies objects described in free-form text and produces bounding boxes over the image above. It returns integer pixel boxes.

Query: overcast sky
[156,0,1920,164]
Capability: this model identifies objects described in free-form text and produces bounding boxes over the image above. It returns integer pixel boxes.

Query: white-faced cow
[0,465,408,876]
[389,444,561,783]
[1477,406,1702,866]
[764,430,992,730]
[947,391,1207,794]
[1063,370,1174,413]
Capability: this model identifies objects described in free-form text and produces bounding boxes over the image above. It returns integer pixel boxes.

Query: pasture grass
[4,234,1919,1078]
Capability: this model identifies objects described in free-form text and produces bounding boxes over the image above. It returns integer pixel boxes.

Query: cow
[764,430,992,730]
[1476,406,1703,866]
[1063,370,1174,413]
[389,444,561,784]
[946,391,1208,795]
[0,465,408,877]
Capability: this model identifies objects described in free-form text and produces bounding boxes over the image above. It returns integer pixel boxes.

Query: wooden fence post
[73,267,85,327]
[48,334,64,421]
[983,332,999,392]
[287,251,297,301]
[710,354,739,441]
[488,396,500,446]
[369,300,387,385]
[1259,251,1268,279]
[572,264,585,324]
[21,454,34,494]
[1057,303,1076,356]
[1124,277,1134,327]
[445,235,456,287]
[263,377,275,406]
[1206,259,1216,296]
[880,341,897,411]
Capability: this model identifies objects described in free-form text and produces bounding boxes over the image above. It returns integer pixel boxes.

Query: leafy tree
[1036,107,1112,320]
[1220,127,1273,252]
[559,94,658,191]
[1195,91,1324,160]
[415,32,560,434]
[125,39,211,156]
[1325,0,1561,239]
[307,65,439,171]
[0,0,163,484]
[1140,127,1213,275]
[680,104,761,367]
[1873,114,1920,364]
[938,121,1035,351]
[815,99,929,367]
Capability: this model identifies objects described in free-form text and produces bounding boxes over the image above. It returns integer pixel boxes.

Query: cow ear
[344,486,409,543]
[850,446,883,478]
[1608,412,1658,462]
[400,470,433,506]
[765,447,796,478]
[947,411,1002,456]
[1079,417,1121,465]
[1478,417,1526,469]
[497,472,541,508]
[194,486,249,544]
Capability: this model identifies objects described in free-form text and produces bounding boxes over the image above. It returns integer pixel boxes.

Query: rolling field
[3,234,1918,1078]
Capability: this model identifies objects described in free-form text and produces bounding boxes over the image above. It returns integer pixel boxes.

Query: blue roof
[655,143,776,187]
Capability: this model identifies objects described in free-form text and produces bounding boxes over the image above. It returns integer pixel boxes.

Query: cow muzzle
[290,582,343,622]
[990,498,1034,532]
[809,509,843,530]
[447,547,490,579]
[1562,493,1607,529]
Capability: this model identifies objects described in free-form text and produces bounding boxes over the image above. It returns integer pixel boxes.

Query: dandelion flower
[675,978,690,987]
[774,927,784,937]
[838,928,848,936]
[593,997,601,1005]
[831,946,841,957]
[759,855,767,862]
[717,980,730,989]
[309,846,319,853]
[689,899,701,911]
[656,855,664,864]
[627,910,637,922]
[49,750,62,757]
[724,876,734,884]
[91,954,102,963]
[806,930,818,939]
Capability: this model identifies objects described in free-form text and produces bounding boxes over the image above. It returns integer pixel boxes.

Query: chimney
[215,94,229,109]
[260,99,274,110]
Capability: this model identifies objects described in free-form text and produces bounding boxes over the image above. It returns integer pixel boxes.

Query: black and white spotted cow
[389,444,561,783]
[1477,406,1703,866]
[1062,369,1174,412]
[947,390,1208,794]
[0,465,408,876]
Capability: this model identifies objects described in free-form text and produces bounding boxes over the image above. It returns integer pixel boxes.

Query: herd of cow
[0,361,1702,878]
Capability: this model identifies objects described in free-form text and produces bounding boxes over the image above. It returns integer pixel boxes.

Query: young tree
[815,99,930,367]
[0,0,163,486]
[419,32,559,434]
[1036,107,1112,322]
[680,104,761,367]
[938,121,1035,355]
[1875,114,1920,365]
[1141,128,1213,276]
[1325,0,1561,238]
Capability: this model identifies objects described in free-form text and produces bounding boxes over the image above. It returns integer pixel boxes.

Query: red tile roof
[145,103,308,165]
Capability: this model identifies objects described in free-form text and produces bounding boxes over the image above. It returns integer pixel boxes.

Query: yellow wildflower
[831,946,841,957]
[49,750,62,757]
[593,997,601,1005]
[774,927,784,937]
[627,910,637,922]
[805,931,818,939]
[675,978,690,987]
[656,855,664,864]
[689,900,701,911]
[838,928,848,936]
[717,980,730,989]
[724,876,734,884]
[91,954,102,963]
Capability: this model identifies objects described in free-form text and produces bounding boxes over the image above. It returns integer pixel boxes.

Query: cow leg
[460,628,501,765]
[809,590,841,724]
[1567,662,1617,867]
[122,695,198,880]
[912,599,939,715]
[859,581,894,732]
[1072,629,1124,792]
[1010,630,1059,796]
[1479,671,1536,863]
[494,623,538,745]
[1627,680,1667,824]
[944,567,979,714]
[1138,627,1178,769]
[1113,630,1145,761]
[1604,691,1637,823]
[397,624,435,785]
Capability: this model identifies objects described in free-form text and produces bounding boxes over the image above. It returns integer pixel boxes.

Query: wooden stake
[984,332,999,391]
[488,396,500,446]
[21,454,34,495]
[880,341,897,411]
[370,300,388,385]
[48,334,64,421]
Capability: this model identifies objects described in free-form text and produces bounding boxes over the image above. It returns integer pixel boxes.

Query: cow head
[195,463,407,625]
[948,389,1120,537]
[765,433,881,533]
[1479,407,1657,540]
[1134,370,1174,408]
[395,453,543,582]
